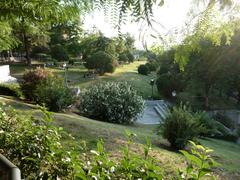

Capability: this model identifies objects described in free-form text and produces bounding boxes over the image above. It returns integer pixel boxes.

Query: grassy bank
[9,61,160,99]
[1,96,240,179]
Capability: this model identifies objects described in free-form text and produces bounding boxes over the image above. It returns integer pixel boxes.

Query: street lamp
[172,90,177,97]
[150,79,155,99]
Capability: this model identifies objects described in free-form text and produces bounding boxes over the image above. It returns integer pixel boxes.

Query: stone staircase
[153,101,170,121]
[137,100,170,124]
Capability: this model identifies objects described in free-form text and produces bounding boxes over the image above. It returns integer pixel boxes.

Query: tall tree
[0,0,86,65]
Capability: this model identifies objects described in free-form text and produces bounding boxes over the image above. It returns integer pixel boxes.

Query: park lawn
[1,96,240,179]
[10,61,160,99]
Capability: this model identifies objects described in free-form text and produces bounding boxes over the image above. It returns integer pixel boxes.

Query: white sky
[82,0,193,49]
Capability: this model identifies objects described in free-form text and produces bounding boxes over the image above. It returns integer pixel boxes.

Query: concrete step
[156,104,167,117]
[154,106,166,120]
[154,102,170,120]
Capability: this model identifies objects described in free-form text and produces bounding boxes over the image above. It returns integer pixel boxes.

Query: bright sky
[83,0,193,49]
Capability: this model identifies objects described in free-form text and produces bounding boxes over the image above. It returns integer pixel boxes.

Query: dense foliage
[79,82,144,124]
[138,64,149,75]
[161,105,202,149]
[20,67,73,111]
[0,104,75,179]
[20,67,53,100]
[35,77,74,112]
[0,83,23,98]
[85,51,118,75]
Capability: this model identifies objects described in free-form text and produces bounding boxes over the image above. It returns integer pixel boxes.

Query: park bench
[0,65,17,83]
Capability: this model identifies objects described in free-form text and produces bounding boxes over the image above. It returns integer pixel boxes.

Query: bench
[0,65,17,83]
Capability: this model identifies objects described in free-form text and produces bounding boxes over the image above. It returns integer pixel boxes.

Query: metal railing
[0,154,21,180]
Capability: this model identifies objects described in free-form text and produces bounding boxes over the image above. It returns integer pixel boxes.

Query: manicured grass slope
[1,96,240,179]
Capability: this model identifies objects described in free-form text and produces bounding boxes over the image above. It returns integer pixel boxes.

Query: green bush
[79,82,144,124]
[0,83,23,98]
[145,61,158,72]
[126,51,134,63]
[50,44,69,61]
[85,51,118,75]
[161,105,202,149]
[138,64,149,75]
[0,104,75,179]
[35,76,74,112]
[118,53,129,62]
[194,111,218,137]
[20,67,53,100]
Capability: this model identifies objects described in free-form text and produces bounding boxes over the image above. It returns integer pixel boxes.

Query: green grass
[10,61,160,99]
[1,96,240,178]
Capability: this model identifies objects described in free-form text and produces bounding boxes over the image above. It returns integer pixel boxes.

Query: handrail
[0,154,21,180]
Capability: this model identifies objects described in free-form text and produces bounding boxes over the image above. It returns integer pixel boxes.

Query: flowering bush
[20,67,53,100]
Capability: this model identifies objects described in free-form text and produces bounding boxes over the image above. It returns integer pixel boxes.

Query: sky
[83,0,193,49]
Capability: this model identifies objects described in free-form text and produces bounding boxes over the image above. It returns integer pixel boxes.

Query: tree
[50,20,83,58]
[80,34,118,61]
[0,0,85,65]
[85,51,118,75]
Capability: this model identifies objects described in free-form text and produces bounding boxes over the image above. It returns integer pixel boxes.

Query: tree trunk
[21,17,31,66]
[204,85,210,110]
[23,30,31,65]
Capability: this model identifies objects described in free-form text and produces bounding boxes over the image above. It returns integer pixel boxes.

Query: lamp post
[150,79,155,99]
[63,63,68,87]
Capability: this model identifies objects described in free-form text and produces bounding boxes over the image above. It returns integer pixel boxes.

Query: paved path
[137,100,168,124]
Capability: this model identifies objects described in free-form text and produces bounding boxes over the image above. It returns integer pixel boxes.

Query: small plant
[161,105,202,149]
[138,64,149,75]
[79,82,144,124]
[178,141,219,180]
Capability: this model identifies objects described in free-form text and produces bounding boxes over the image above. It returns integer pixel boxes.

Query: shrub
[20,67,53,100]
[0,83,23,98]
[118,53,129,62]
[79,82,144,124]
[138,64,149,75]
[194,111,218,137]
[145,61,158,72]
[161,105,202,149]
[35,76,74,112]
[126,51,134,63]
[85,51,118,75]
[0,104,75,179]
[50,44,69,61]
